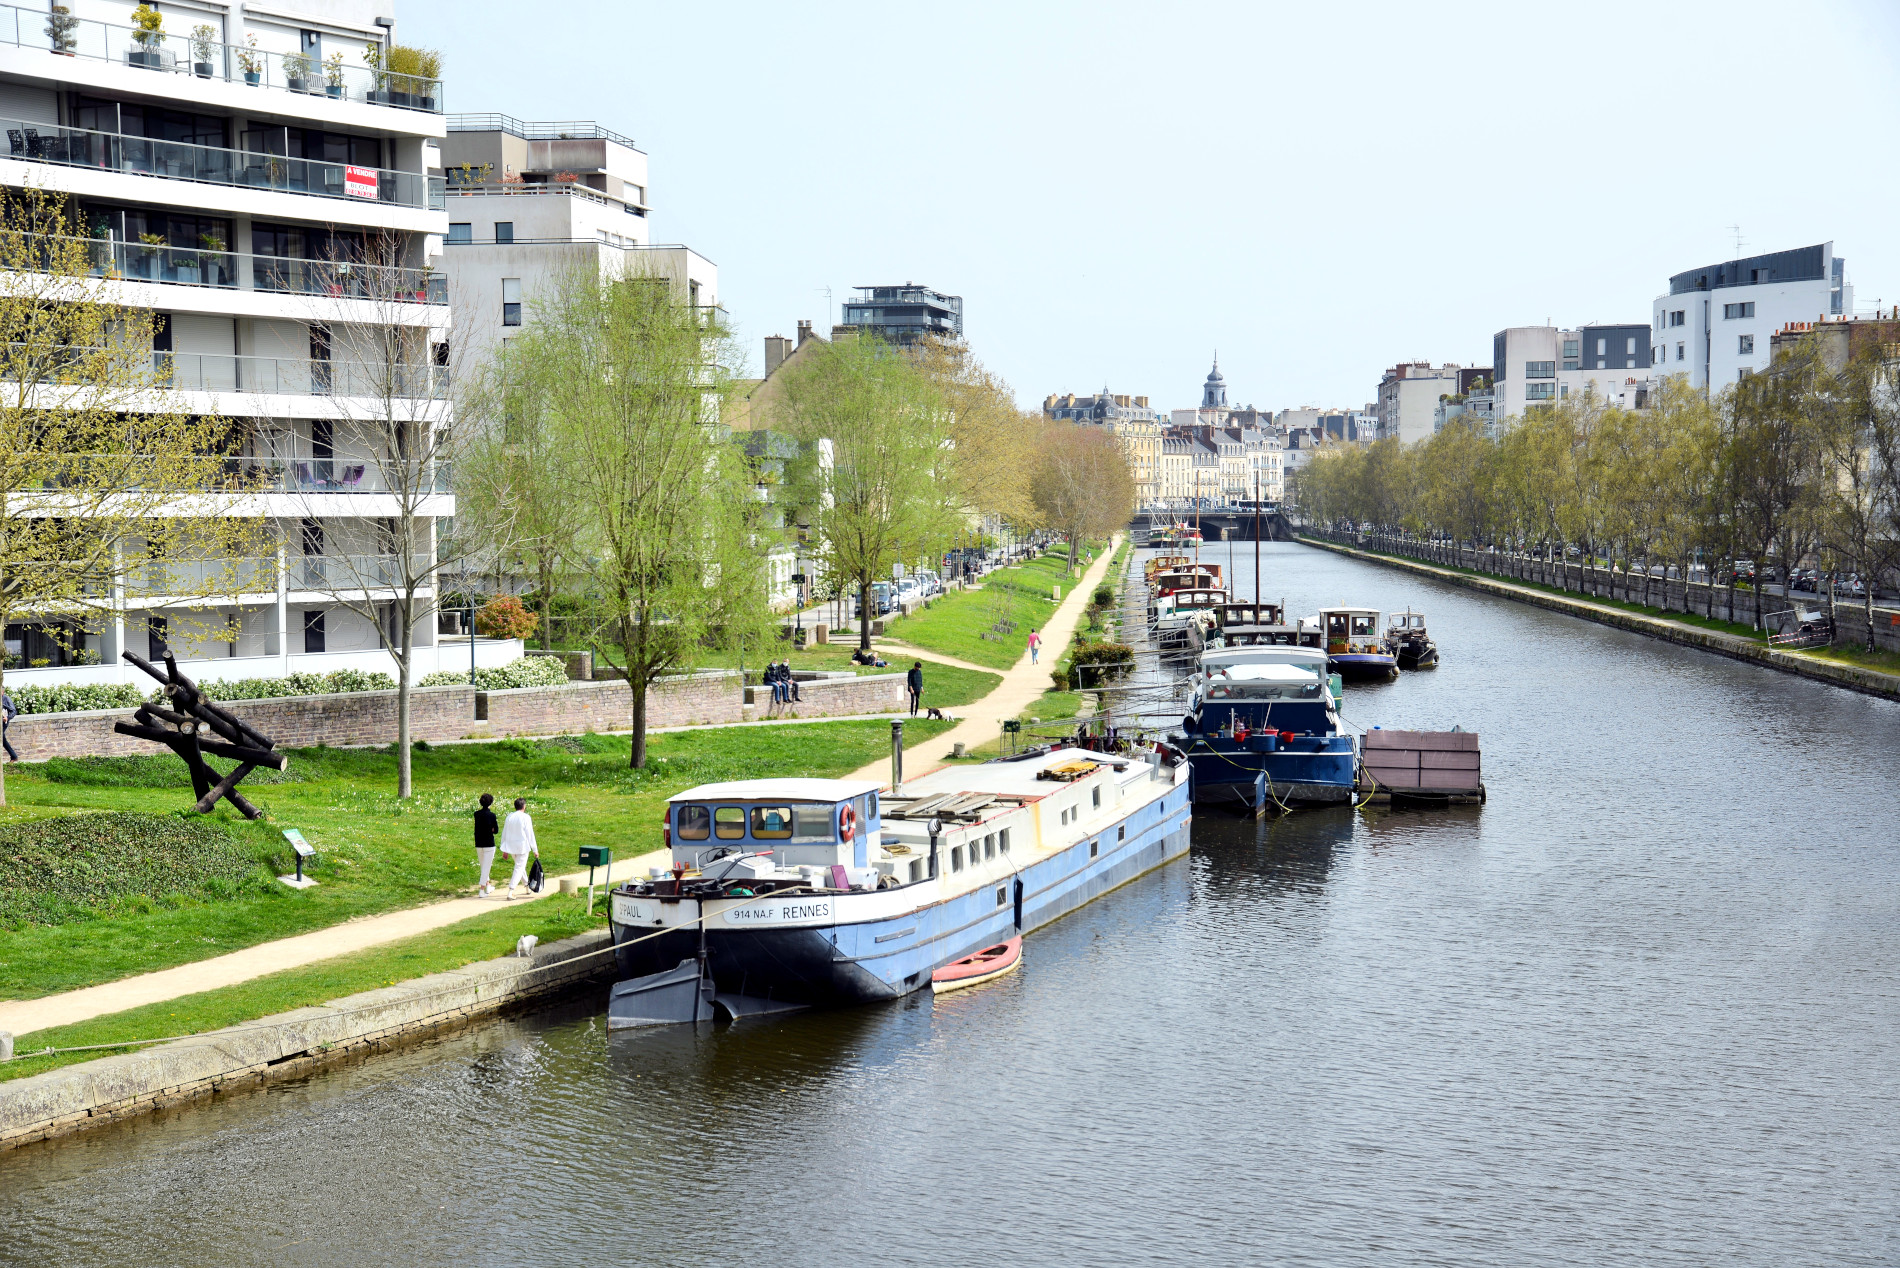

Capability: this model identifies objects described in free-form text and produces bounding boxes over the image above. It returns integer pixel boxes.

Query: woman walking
[473,792,499,896]
[500,797,539,900]
[1028,629,1041,664]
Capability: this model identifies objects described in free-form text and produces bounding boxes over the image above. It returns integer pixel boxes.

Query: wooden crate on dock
[1359,729,1484,804]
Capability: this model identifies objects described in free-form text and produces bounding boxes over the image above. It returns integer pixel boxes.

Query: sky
[406,0,1900,414]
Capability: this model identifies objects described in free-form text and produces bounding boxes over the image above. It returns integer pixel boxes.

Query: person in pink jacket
[1028,629,1041,664]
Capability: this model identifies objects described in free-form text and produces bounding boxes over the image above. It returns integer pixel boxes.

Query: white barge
[605,746,1192,1026]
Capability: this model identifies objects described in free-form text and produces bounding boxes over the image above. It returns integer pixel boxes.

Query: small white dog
[515,934,539,958]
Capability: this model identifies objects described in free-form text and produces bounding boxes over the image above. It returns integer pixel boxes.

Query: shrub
[8,682,146,715]
[418,656,570,691]
[181,669,397,703]
[1093,584,1114,608]
[1071,641,1136,686]
[1048,667,1070,692]
[476,595,538,641]
[0,812,267,927]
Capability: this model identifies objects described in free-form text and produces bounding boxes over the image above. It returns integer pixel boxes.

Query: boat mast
[1253,467,1261,612]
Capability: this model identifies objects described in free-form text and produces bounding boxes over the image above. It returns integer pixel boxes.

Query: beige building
[1044,387,1162,506]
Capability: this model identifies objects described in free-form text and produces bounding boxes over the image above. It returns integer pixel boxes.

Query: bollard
[890,719,904,796]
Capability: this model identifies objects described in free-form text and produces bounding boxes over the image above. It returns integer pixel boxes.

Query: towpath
[0,544,1118,1040]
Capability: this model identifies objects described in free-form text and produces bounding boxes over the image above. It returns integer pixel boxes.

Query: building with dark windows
[838,282,963,345]
[1652,243,1850,390]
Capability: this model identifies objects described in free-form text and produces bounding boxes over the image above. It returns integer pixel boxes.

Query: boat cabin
[1144,553,1193,579]
[1152,564,1223,597]
[1386,610,1428,636]
[1317,606,1385,654]
[1214,601,1284,628]
[1153,587,1228,619]
[1188,659,1337,738]
[666,778,883,873]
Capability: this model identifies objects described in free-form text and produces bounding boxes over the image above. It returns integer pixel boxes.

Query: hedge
[419,657,569,691]
[0,812,270,927]
[7,683,146,715]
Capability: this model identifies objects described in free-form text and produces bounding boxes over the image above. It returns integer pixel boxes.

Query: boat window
[999,828,1010,854]
[951,845,964,872]
[750,805,793,838]
[1092,787,1102,809]
[984,833,995,859]
[1352,616,1377,637]
[792,805,833,839]
[714,807,746,840]
[996,886,1007,907]
[909,859,923,883]
[866,791,879,820]
[676,805,710,840]
[1090,840,1099,858]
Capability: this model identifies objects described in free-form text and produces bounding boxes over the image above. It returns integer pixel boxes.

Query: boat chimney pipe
[928,815,942,879]
[890,719,904,797]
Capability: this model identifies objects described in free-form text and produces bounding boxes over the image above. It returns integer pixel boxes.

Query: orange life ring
[838,803,857,842]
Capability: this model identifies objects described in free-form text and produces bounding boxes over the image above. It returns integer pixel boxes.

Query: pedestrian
[765,661,783,704]
[907,661,923,716]
[784,662,801,703]
[1028,629,1041,664]
[500,797,539,900]
[0,688,16,762]
[473,792,499,895]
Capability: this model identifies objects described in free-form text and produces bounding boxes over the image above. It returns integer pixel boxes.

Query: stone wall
[476,672,741,737]
[743,672,908,719]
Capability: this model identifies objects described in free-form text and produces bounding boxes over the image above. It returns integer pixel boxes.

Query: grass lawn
[880,551,1081,669]
[1,889,613,1083]
[0,718,953,1002]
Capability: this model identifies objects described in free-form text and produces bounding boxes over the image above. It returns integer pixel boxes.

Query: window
[1676,343,1685,362]
[951,845,964,872]
[1596,360,1606,370]
[996,886,1007,907]
[713,806,746,840]
[1723,302,1755,319]
[1563,340,1579,358]
[792,806,832,840]
[495,221,514,244]
[502,277,522,326]
[999,828,1010,854]
[750,806,793,838]
[1092,787,1102,809]
[1626,337,1637,356]
[149,615,171,660]
[1525,361,1555,379]
[1739,334,1754,355]
[867,792,878,820]
[1089,840,1099,858]
[300,610,322,654]
[1596,338,1607,356]
[1525,383,1555,400]
[984,833,995,859]
[1118,825,1125,841]
[1739,367,1753,382]
[447,223,471,244]
[1670,310,1686,327]
[677,805,710,840]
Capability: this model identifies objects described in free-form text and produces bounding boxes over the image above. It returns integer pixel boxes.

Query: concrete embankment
[0,929,617,1152]
[1298,535,1900,703]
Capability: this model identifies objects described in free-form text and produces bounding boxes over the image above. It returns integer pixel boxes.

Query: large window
[1670,310,1686,327]
[1739,334,1754,355]
[1525,361,1555,379]
[713,807,746,840]
[749,806,793,839]
[1723,302,1755,319]
[1525,382,1556,400]
[447,223,472,244]
[676,805,710,840]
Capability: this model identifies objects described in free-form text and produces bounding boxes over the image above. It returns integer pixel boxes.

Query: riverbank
[1298,535,1900,702]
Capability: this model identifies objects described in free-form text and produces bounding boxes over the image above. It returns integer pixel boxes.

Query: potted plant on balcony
[282,49,310,91]
[382,44,440,110]
[198,232,227,286]
[44,4,78,55]
[190,24,217,77]
[135,231,165,281]
[361,42,386,103]
[127,3,164,68]
[324,49,345,98]
[237,34,262,85]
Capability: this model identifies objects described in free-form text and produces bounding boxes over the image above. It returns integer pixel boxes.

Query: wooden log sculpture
[114,651,287,819]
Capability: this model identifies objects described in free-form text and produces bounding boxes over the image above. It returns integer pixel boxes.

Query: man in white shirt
[500,797,539,900]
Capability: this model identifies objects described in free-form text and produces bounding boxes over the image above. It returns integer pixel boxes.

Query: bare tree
[1030,421,1135,574]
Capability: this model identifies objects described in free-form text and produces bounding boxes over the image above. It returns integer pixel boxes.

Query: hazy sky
[407,0,1900,414]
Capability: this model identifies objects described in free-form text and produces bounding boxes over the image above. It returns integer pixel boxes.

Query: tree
[1727,363,1828,628]
[913,337,1037,526]
[286,228,465,797]
[490,266,772,768]
[1810,339,1900,650]
[1030,421,1136,573]
[0,186,259,806]
[779,332,961,650]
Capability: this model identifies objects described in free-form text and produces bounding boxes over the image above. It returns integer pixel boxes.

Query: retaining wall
[1299,534,1900,703]
[477,672,741,736]
[0,929,616,1152]
[743,672,908,719]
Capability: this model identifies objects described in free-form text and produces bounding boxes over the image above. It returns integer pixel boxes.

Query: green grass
[880,551,1080,669]
[1,889,611,1084]
[1792,643,1900,676]
[0,718,953,1001]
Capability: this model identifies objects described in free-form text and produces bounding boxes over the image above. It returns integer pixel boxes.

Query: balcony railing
[47,233,446,303]
[288,554,426,589]
[155,352,450,398]
[224,455,454,493]
[0,3,443,112]
[127,554,433,595]
[0,114,434,208]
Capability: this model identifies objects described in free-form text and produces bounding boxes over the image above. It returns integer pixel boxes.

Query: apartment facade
[839,282,962,345]
[1044,388,1162,506]
[1376,363,1461,444]
[0,0,508,688]
[1652,243,1850,390]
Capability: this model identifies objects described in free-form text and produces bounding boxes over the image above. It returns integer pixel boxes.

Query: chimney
[764,334,791,376]
[796,319,813,347]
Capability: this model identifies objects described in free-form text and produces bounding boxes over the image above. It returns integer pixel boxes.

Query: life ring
[838,803,857,842]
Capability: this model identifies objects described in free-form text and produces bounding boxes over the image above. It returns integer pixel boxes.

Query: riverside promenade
[1299,535,1900,702]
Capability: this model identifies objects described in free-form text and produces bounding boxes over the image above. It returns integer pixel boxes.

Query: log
[111,722,289,771]
[195,762,257,814]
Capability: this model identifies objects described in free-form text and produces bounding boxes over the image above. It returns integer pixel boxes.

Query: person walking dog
[500,797,539,900]
[473,792,499,896]
[907,661,923,716]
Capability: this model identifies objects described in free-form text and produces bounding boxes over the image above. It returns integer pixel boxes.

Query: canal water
[6,542,1898,1266]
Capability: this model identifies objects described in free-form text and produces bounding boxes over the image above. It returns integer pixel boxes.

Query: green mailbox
[578,846,611,868]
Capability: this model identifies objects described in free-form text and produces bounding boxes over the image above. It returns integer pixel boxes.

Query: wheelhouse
[667,778,883,871]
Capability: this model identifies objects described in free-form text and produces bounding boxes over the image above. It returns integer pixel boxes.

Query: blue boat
[1172,646,1358,809]
[1313,606,1399,681]
[605,748,1192,1026]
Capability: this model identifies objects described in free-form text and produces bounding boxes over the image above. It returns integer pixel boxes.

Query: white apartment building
[0,0,514,689]
[436,114,717,373]
[1376,363,1461,444]
[1651,242,1850,390]
[1492,324,1655,425]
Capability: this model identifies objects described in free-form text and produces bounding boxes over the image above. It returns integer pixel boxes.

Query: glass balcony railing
[47,234,446,303]
[0,3,443,112]
[0,114,433,207]
[287,554,426,589]
[155,352,450,398]
[222,455,454,493]
[127,554,434,595]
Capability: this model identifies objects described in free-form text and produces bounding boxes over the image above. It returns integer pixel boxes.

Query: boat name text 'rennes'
[726,900,833,924]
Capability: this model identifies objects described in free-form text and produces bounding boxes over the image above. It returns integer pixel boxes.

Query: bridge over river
[1132,507,1296,542]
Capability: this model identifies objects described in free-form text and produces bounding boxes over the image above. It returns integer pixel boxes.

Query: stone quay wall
[0,930,615,1152]
[742,672,909,719]
[477,672,741,737]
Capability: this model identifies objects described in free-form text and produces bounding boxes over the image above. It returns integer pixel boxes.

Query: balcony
[0,115,441,208]
[46,233,446,303]
[224,455,454,494]
[287,554,427,589]
[0,3,443,113]
[154,352,450,398]
[126,554,432,596]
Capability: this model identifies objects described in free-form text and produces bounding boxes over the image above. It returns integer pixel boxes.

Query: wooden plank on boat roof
[898,793,959,817]
[939,793,996,814]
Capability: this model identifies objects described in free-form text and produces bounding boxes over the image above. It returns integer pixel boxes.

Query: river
[5,541,1898,1266]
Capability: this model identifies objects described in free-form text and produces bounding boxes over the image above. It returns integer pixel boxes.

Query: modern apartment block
[839,282,962,345]
[1493,325,1652,422]
[1652,243,1850,390]
[0,0,503,688]
[1376,363,1461,444]
[437,113,716,370]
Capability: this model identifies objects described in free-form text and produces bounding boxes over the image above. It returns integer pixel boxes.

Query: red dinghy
[931,937,1022,993]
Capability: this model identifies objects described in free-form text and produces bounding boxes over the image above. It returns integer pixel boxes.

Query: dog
[926,707,946,720]
[515,934,539,958]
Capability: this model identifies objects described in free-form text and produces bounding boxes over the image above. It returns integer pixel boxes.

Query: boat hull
[1330,652,1398,680]
[1178,735,1357,808]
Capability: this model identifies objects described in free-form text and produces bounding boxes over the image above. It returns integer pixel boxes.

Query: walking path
[869,640,997,674]
[846,540,1121,785]
[0,545,1118,1041]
